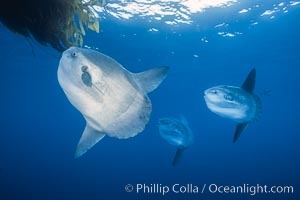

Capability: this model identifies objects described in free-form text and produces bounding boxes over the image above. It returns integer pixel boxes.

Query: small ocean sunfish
[204,68,262,142]
[57,47,169,158]
[158,117,194,166]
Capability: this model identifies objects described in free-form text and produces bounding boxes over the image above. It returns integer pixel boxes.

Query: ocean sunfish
[57,47,169,158]
[158,116,194,166]
[204,68,262,142]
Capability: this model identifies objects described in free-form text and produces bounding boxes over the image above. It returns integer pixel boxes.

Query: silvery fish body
[204,68,262,142]
[158,117,194,166]
[58,47,169,158]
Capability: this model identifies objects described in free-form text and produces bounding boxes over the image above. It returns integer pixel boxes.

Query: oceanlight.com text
[207,183,294,196]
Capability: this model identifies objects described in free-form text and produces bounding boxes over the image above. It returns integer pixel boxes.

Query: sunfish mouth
[203,89,210,101]
[204,89,211,99]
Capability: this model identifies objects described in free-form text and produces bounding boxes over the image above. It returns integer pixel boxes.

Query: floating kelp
[0,0,104,51]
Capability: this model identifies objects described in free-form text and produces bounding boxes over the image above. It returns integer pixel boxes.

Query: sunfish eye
[81,65,88,72]
[211,90,217,94]
[71,51,77,58]
[224,94,233,101]
[159,119,170,125]
[81,71,92,87]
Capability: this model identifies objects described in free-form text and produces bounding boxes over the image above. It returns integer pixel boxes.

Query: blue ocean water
[0,1,300,199]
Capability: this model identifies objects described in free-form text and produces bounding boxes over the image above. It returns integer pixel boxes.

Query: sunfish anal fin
[233,123,248,143]
[134,66,169,93]
[172,148,185,167]
[241,68,256,93]
[75,125,106,158]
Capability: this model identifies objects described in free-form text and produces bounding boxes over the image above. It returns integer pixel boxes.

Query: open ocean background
[0,0,299,199]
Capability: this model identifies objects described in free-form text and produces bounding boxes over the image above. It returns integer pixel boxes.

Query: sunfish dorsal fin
[241,68,256,93]
[180,116,189,126]
[233,123,248,143]
[134,66,169,93]
[172,148,185,166]
[75,125,106,158]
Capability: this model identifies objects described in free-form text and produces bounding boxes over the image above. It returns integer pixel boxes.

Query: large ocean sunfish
[158,116,194,166]
[58,47,169,158]
[204,68,262,142]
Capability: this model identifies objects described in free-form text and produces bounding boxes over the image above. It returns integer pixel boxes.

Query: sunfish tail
[172,148,185,166]
[233,123,248,143]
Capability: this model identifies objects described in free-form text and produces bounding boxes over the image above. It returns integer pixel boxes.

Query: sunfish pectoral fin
[74,125,106,158]
[241,68,256,93]
[172,148,185,167]
[134,66,170,93]
[233,123,248,143]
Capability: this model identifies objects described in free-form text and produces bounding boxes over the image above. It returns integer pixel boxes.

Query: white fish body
[58,47,169,158]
